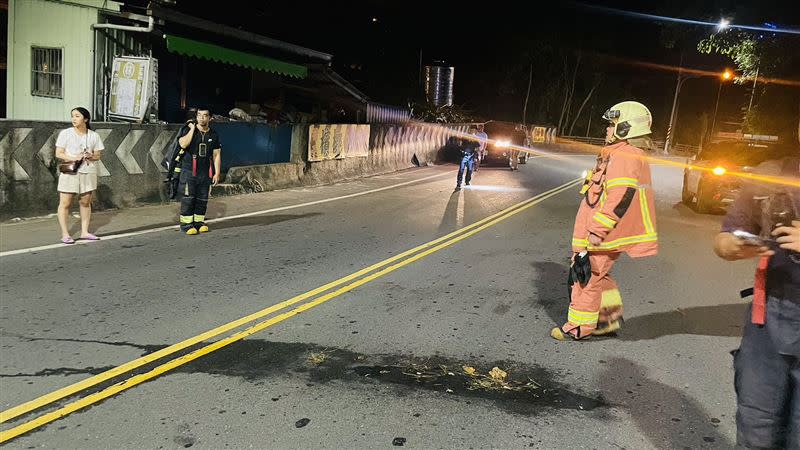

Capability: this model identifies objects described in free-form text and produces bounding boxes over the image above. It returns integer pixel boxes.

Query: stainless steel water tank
[424,64,454,107]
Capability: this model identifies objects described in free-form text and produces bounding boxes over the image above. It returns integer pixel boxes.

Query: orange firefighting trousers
[561,252,624,338]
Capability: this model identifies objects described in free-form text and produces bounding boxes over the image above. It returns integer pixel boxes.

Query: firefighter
[551,101,658,340]
[177,107,222,235]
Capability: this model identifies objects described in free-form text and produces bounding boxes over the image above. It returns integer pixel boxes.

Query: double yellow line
[0,178,580,443]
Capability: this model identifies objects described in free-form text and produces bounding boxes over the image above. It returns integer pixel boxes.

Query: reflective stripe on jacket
[571,141,658,257]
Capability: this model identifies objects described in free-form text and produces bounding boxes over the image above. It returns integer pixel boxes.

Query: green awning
[165,35,308,79]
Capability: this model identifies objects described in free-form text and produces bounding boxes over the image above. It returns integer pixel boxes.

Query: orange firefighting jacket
[571,141,658,257]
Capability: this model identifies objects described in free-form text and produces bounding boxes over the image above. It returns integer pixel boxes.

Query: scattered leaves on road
[307,349,332,365]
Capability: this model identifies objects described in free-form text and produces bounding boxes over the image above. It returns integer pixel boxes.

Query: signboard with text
[108,56,157,122]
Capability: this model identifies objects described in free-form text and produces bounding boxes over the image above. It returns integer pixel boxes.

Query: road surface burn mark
[0,335,168,379]
[0,366,118,378]
[184,340,606,415]
[1,340,602,438]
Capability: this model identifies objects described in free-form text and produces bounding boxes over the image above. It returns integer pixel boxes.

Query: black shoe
[465,182,471,186]
[454,186,461,191]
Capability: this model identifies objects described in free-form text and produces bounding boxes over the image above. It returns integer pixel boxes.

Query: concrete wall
[305,123,467,183]
[225,123,469,192]
[7,0,122,120]
[0,120,182,218]
[1,121,469,218]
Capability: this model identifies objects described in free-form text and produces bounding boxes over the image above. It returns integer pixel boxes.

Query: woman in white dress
[55,107,105,244]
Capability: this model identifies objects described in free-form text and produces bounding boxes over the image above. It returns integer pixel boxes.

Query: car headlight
[712,166,726,176]
[496,140,511,148]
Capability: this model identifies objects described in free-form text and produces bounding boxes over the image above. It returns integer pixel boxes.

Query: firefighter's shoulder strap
[583,155,610,208]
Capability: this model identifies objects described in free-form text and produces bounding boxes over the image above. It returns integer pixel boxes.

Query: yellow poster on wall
[308,124,370,161]
[531,126,547,143]
[109,57,154,121]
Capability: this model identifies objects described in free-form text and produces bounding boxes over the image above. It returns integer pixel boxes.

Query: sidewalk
[0,166,453,254]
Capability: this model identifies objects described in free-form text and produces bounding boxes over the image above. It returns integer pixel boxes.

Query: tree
[698,28,800,142]
[557,51,581,134]
[522,63,533,126]
[698,31,760,81]
[568,74,602,136]
[409,102,473,123]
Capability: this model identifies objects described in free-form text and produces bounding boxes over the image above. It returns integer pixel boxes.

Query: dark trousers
[456,154,474,187]
[734,297,800,449]
[178,172,211,231]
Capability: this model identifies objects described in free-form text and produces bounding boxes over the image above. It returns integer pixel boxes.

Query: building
[6,0,122,120]
[4,0,408,124]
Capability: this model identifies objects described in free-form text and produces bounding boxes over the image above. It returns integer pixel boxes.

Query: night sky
[132,0,799,143]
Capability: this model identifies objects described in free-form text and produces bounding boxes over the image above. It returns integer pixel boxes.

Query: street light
[711,70,734,137]
[664,65,733,154]
[718,19,730,31]
[663,61,700,154]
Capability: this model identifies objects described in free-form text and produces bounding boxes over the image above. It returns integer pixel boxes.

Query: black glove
[569,252,592,285]
[164,176,180,200]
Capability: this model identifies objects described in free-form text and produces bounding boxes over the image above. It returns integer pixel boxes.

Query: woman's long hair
[71,107,93,130]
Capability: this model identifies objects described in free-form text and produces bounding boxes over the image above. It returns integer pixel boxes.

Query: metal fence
[558,136,698,155]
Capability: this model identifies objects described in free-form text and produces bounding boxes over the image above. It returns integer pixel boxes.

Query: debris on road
[308,349,332,365]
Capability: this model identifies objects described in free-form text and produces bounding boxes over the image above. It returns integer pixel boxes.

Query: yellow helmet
[602,101,652,142]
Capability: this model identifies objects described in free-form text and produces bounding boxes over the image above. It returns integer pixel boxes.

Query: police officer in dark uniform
[455,126,480,191]
[713,151,800,448]
[177,107,222,235]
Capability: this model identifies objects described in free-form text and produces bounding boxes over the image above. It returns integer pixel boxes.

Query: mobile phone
[732,230,767,246]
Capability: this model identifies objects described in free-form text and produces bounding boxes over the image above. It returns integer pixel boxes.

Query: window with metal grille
[31,47,63,98]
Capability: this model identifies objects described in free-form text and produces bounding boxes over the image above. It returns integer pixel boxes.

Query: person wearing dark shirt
[713,155,800,448]
[455,126,480,191]
[176,108,222,235]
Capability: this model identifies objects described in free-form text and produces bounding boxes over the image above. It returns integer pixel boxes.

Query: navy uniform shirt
[721,157,800,299]
[461,138,480,157]
[178,126,222,179]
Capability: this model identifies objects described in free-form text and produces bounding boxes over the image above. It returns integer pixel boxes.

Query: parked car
[482,121,528,167]
[682,140,798,213]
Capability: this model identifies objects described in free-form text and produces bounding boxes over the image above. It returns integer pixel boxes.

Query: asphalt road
[1,155,756,449]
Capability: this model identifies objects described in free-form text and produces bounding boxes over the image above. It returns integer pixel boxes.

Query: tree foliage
[409,102,474,124]
[698,31,762,82]
[698,28,800,141]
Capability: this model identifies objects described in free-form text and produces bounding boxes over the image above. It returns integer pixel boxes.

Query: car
[682,140,798,213]
[482,121,528,168]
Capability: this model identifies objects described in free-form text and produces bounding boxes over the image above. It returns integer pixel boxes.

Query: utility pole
[747,64,760,115]
[711,70,732,137]
[664,56,700,155]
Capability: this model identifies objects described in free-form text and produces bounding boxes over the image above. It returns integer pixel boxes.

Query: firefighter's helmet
[602,101,652,142]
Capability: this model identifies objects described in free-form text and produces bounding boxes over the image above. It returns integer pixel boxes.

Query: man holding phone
[713,154,799,448]
[176,107,222,235]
